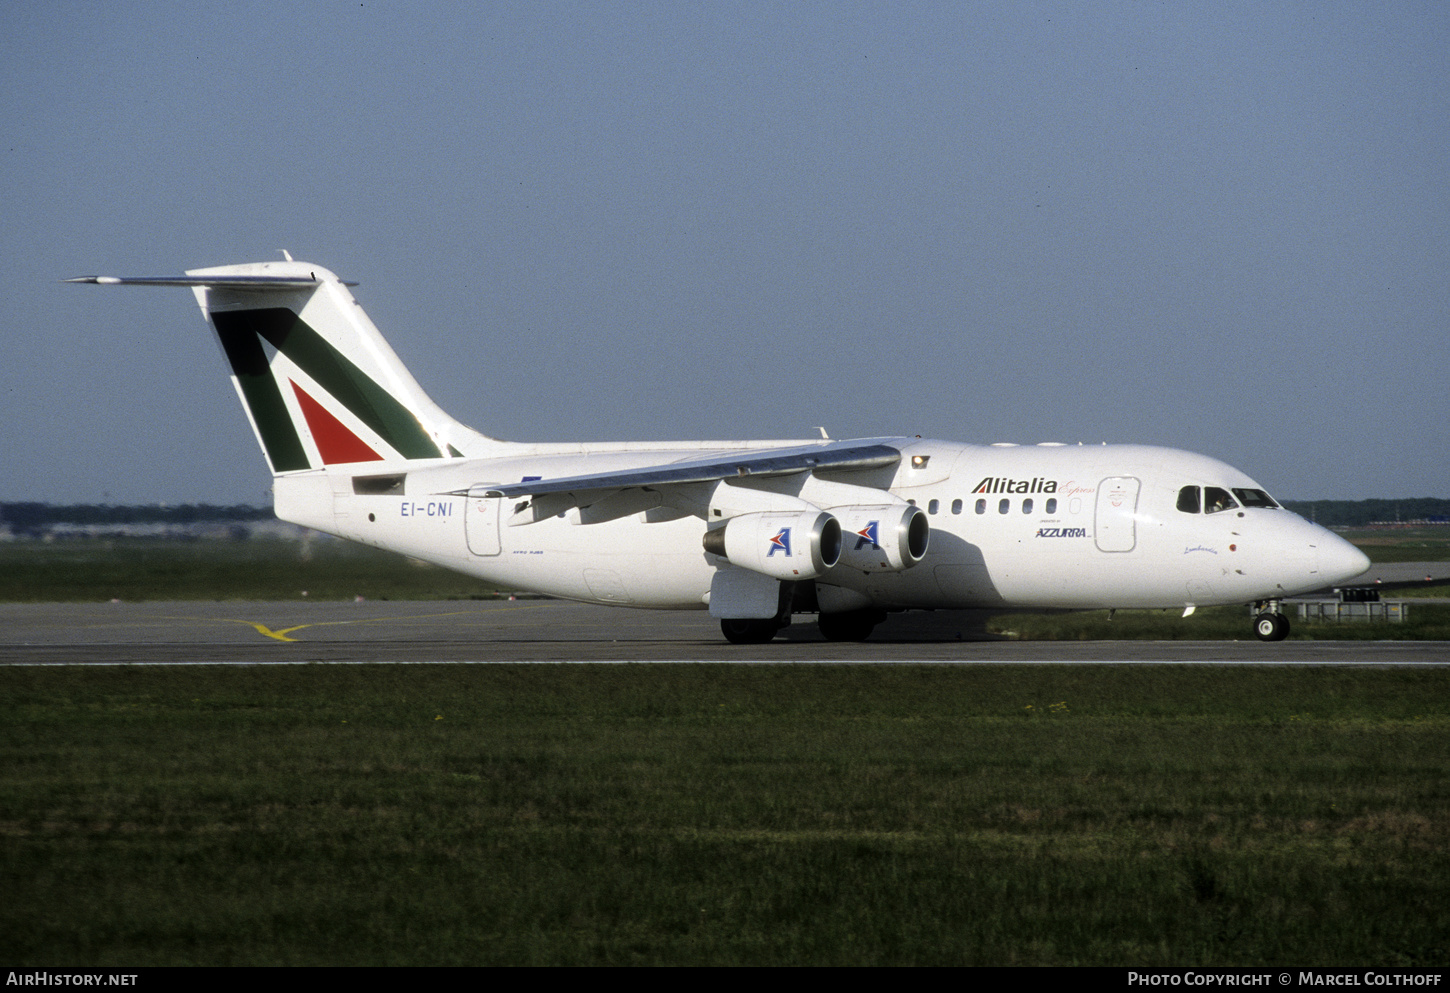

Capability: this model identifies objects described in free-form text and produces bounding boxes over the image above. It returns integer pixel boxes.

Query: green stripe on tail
[211,308,444,462]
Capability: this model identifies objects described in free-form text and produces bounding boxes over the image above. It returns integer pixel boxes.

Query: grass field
[2,664,1446,966]
[1336,526,1450,563]
[0,537,501,602]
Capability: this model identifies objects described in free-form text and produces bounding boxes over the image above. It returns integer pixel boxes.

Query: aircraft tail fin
[71,260,509,475]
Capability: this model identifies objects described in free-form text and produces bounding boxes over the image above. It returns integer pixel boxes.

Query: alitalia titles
[973,476,1057,494]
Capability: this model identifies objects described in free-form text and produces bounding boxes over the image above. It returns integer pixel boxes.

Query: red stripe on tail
[291,381,384,464]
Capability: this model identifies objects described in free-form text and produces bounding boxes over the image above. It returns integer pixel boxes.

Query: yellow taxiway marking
[238,621,307,642]
[215,604,544,642]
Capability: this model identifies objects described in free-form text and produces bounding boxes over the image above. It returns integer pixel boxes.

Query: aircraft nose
[1320,531,1371,585]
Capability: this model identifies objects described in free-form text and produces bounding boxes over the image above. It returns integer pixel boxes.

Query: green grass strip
[2,664,1447,965]
[0,538,500,602]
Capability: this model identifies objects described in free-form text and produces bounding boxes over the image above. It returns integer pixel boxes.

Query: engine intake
[833,504,929,572]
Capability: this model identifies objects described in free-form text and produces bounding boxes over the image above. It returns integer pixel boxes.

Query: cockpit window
[1204,487,1239,514]
[1180,485,1270,513]
[1232,488,1279,509]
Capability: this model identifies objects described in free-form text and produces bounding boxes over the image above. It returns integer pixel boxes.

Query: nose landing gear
[1252,600,1290,641]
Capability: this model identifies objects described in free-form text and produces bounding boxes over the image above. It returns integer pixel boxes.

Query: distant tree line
[0,502,272,534]
[1280,498,1450,528]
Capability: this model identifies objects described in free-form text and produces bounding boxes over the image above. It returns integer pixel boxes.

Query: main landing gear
[1252,600,1290,642]
[719,581,799,644]
[720,608,889,644]
[818,608,888,642]
[719,617,785,644]
[718,584,889,645]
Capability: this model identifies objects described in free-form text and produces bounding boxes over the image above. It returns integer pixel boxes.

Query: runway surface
[1,599,1443,664]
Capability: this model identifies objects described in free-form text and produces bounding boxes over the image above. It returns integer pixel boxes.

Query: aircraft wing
[480,439,906,500]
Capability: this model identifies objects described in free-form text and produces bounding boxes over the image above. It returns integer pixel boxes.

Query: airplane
[69,257,1371,644]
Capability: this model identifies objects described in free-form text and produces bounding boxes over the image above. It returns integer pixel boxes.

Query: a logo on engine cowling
[768,528,792,556]
[854,521,881,551]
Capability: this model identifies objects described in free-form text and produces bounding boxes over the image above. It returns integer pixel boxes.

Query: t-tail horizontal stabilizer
[69,260,506,473]
[65,274,354,288]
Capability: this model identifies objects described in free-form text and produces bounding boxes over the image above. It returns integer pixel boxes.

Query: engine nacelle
[702,510,842,581]
[833,504,929,572]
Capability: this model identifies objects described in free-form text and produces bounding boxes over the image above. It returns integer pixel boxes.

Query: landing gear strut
[1252,600,1290,642]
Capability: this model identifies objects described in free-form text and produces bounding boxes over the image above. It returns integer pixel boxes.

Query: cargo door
[1094,476,1140,552]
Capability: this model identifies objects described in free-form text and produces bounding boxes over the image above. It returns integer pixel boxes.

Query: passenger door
[1094,476,1140,552]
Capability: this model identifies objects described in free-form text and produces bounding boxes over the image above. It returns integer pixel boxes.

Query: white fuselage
[274,438,1369,613]
[73,259,1372,637]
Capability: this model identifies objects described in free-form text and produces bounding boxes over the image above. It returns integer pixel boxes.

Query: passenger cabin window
[928,499,939,514]
[951,498,963,515]
[1233,488,1279,509]
[1177,486,1200,514]
[1204,487,1239,514]
[1022,498,1033,514]
[1045,498,1057,515]
[998,499,1010,515]
[975,499,986,515]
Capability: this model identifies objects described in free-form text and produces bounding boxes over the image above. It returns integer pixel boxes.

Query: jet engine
[702,510,842,580]
[833,504,930,572]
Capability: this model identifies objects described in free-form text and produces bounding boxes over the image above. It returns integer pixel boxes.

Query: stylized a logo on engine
[854,521,880,551]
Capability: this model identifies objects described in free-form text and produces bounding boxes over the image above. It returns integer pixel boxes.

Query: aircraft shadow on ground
[777,609,1012,643]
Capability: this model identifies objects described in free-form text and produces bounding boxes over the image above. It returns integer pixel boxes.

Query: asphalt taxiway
[0,599,1443,665]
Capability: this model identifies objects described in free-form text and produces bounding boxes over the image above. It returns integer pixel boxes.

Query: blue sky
[3,1,1446,504]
